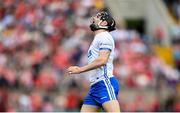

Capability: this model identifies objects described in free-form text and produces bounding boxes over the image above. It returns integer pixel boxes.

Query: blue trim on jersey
[103,65,116,99]
[99,48,111,51]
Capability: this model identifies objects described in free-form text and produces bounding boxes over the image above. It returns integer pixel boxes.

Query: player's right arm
[67,49,110,74]
[80,49,110,72]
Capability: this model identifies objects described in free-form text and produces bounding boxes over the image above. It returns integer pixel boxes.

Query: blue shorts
[83,76,120,106]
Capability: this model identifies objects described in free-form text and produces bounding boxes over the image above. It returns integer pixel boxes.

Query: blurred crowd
[0,0,179,112]
[163,0,180,23]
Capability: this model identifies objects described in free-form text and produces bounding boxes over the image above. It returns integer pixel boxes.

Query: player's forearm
[80,58,107,73]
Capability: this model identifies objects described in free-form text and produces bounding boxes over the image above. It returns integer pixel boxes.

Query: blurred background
[0,0,179,112]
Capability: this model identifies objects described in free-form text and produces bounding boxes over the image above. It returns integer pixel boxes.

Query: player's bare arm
[67,50,110,74]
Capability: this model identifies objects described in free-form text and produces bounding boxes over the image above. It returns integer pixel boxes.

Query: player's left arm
[67,50,110,74]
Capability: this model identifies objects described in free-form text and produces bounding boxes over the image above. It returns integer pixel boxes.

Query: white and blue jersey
[87,31,115,85]
[84,31,119,106]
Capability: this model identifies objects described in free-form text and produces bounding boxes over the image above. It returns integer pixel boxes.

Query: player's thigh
[80,104,100,112]
[102,100,120,112]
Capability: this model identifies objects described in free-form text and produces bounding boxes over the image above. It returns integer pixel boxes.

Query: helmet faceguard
[89,11,116,32]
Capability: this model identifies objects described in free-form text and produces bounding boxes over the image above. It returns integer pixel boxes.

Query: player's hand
[67,66,82,75]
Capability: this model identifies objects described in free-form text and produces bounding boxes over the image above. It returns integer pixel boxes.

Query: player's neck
[94,29,107,35]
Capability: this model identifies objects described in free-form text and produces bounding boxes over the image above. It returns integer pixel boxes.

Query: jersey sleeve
[98,36,113,52]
